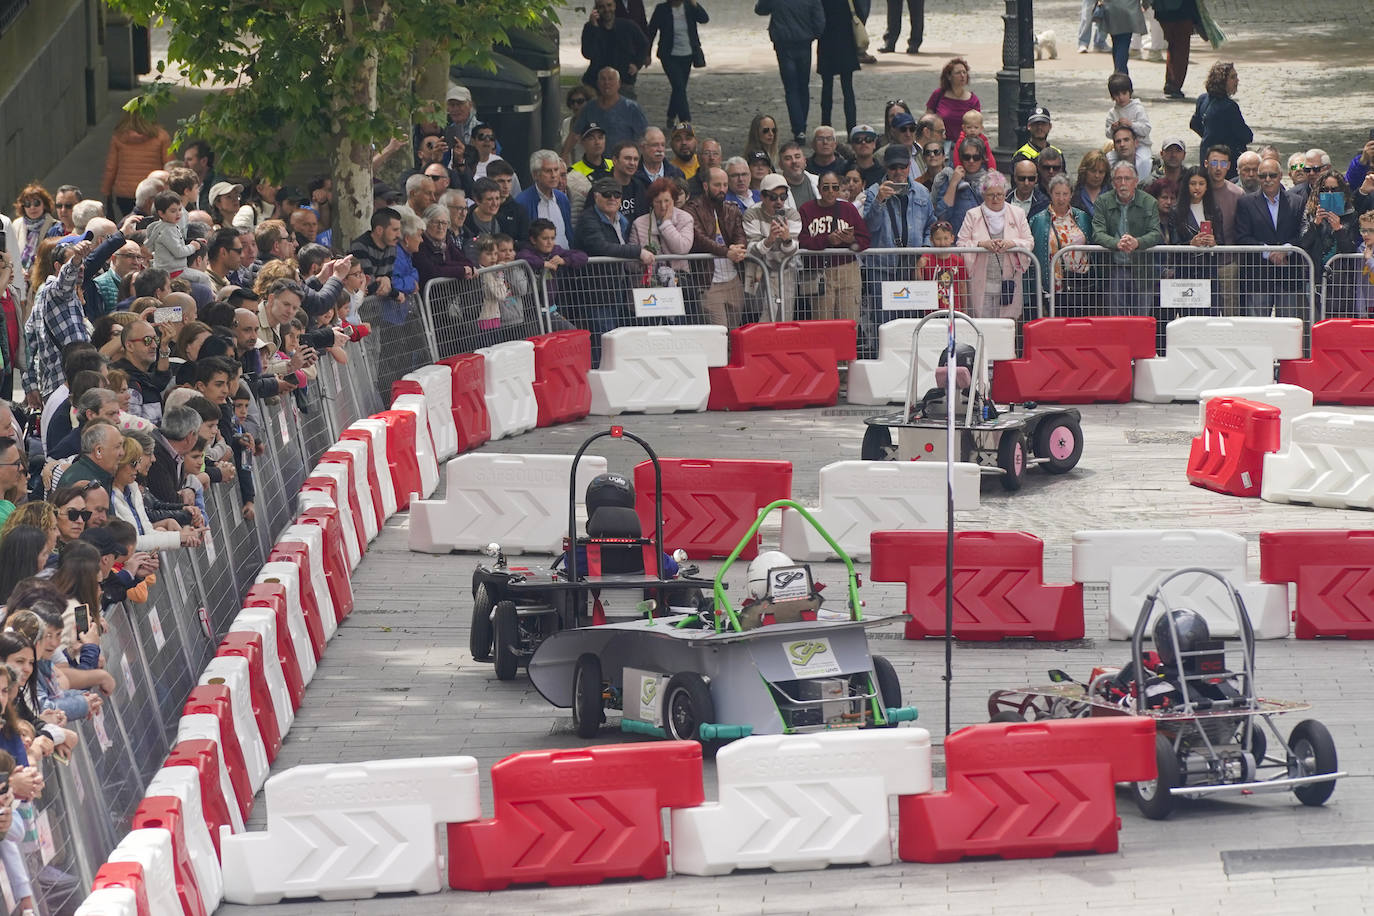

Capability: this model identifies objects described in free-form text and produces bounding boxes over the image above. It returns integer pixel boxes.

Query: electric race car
[468,427,714,680]
[860,310,1082,490]
[525,499,919,742]
[988,568,1343,819]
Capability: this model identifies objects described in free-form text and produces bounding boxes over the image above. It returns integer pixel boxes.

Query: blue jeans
[1078,0,1108,50]
[774,41,813,141]
[1111,33,1132,74]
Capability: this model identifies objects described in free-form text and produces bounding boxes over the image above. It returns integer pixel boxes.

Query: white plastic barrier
[304,464,363,570]
[220,756,481,903]
[588,325,730,415]
[106,828,183,916]
[1072,529,1289,639]
[346,418,398,521]
[199,656,270,793]
[325,439,380,543]
[1134,317,1304,402]
[75,888,139,916]
[671,729,932,875]
[231,608,295,737]
[1263,411,1374,510]
[388,392,440,497]
[279,523,339,641]
[401,365,458,461]
[848,317,1017,405]
[780,460,981,561]
[255,562,318,685]
[1198,382,1315,448]
[478,339,538,439]
[145,766,224,912]
[409,453,608,555]
[177,714,246,833]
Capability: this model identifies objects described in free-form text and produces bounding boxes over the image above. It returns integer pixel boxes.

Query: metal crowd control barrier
[1319,251,1374,319]
[778,246,1041,357]
[1048,244,1318,353]
[15,344,384,902]
[421,261,547,364]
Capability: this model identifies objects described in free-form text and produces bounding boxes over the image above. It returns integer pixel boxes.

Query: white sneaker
[1078,45,1088,53]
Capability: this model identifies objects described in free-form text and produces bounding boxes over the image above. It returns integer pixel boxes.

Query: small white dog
[1035,29,1058,60]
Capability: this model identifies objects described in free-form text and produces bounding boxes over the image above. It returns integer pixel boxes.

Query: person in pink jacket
[630,177,695,284]
[955,171,1034,318]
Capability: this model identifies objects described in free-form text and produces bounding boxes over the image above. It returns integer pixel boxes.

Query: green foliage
[107,0,558,181]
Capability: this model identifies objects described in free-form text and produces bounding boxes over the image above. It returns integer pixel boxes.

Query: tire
[870,655,901,709]
[492,600,521,681]
[662,672,714,741]
[469,585,493,662]
[990,710,1027,723]
[997,429,1026,491]
[572,653,604,738]
[1133,733,1181,820]
[1033,415,1084,474]
[1288,719,1338,806]
[861,425,894,461]
[1247,720,1268,770]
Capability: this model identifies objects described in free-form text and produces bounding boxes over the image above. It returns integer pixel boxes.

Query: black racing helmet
[938,342,976,373]
[1152,608,1211,666]
[586,472,635,516]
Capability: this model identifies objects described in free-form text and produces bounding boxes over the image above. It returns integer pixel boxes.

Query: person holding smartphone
[1298,170,1362,281]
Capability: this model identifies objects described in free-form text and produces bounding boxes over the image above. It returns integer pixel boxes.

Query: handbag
[850,0,870,53]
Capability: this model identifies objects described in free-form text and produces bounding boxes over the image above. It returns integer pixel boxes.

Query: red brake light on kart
[610,425,623,438]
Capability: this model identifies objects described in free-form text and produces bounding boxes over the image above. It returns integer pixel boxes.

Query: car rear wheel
[1288,719,1338,806]
[1133,732,1180,820]
[469,585,493,662]
[997,430,1026,491]
[990,711,1027,723]
[1033,415,1084,474]
[662,672,714,741]
[861,425,895,461]
[572,653,604,738]
[492,601,521,681]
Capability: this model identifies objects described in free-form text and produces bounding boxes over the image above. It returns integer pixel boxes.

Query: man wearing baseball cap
[1014,107,1062,162]
[571,123,614,181]
[849,124,885,186]
[858,144,934,357]
[743,173,802,319]
[445,85,477,146]
[1151,138,1187,186]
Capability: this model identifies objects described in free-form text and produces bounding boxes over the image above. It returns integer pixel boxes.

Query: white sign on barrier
[881,280,939,311]
[1160,278,1211,310]
[633,286,686,318]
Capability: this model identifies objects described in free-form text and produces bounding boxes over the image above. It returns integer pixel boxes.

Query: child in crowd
[1105,71,1152,153]
[517,219,586,331]
[952,110,996,171]
[494,233,532,326]
[145,189,205,271]
[231,384,263,463]
[182,438,210,520]
[917,221,970,314]
[99,520,154,605]
[473,234,511,330]
[277,318,313,394]
[334,287,371,343]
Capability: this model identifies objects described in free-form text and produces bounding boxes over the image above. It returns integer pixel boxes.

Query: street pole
[994,0,1038,170]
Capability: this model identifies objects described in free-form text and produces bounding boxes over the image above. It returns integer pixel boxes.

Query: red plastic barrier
[1279,319,1374,405]
[216,632,282,763]
[1186,397,1282,497]
[531,329,593,427]
[91,861,153,916]
[297,506,354,623]
[321,446,369,557]
[898,717,1156,863]
[302,472,363,561]
[437,352,491,452]
[448,742,704,891]
[372,410,421,509]
[337,427,387,529]
[990,316,1157,403]
[183,685,254,820]
[131,796,207,916]
[870,531,1084,640]
[1261,530,1374,638]
[267,543,327,660]
[243,584,305,710]
[164,741,234,856]
[632,458,793,560]
[707,321,858,410]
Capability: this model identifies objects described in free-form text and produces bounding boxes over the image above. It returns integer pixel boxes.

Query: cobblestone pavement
[221,399,1374,915]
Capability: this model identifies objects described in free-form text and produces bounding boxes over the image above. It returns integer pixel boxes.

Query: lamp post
[994,0,1038,170]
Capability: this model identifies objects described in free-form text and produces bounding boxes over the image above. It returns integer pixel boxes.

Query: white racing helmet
[747,550,795,599]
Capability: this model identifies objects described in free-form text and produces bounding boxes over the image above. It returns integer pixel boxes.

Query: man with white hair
[636,126,683,183]
[405,173,437,214]
[1233,150,1261,193]
[134,176,166,217]
[1091,161,1161,316]
[516,150,572,248]
[67,201,105,239]
[1290,148,1331,208]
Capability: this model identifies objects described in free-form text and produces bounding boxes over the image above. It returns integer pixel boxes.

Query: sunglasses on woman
[65,508,93,523]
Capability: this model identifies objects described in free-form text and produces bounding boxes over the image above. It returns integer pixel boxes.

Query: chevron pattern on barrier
[633,458,792,560]
[847,317,1016,406]
[436,353,492,451]
[708,321,858,410]
[1278,318,1374,405]
[448,743,703,891]
[898,718,1155,863]
[1261,530,1374,638]
[531,329,592,426]
[588,325,730,415]
[1186,396,1282,497]
[1262,412,1374,510]
[989,317,1156,404]
[1134,317,1304,402]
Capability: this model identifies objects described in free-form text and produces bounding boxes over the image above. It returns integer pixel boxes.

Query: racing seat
[584,506,653,575]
